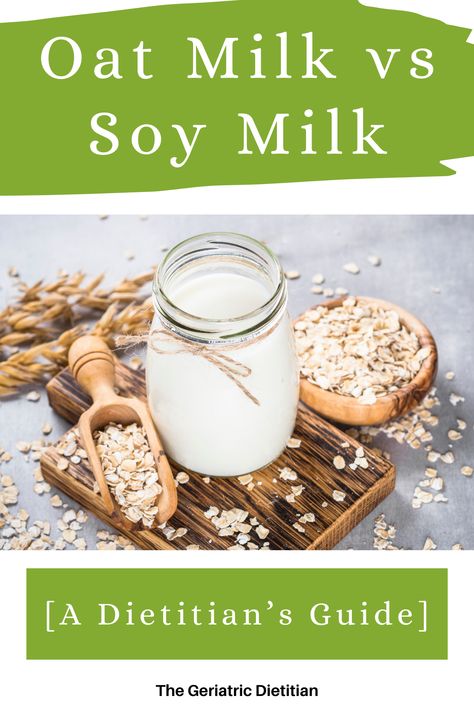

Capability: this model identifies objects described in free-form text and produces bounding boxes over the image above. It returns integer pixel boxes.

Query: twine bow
[116,328,260,406]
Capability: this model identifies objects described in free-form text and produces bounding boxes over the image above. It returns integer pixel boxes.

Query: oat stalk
[0,270,154,397]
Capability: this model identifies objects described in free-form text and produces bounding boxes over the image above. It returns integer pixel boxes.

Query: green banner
[26,568,448,659]
[0,0,472,194]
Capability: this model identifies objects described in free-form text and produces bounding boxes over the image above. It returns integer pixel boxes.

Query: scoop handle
[68,335,116,404]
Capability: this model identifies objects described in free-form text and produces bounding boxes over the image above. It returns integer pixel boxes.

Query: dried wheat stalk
[0,270,154,397]
[0,270,153,345]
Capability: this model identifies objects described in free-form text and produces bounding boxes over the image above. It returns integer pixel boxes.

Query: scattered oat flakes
[423,537,437,551]
[16,441,31,454]
[62,510,76,524]
[445,371,455,381]
[333,455,346,470]
[291,484,304,497]
[287,437,301,449]
[332,490,346,502]
[235,523,251,534]
[76,510,88,524]
[175,471,190,485]
[461,466,473,477]
[255,525,269,540]
[312,273,325,285]
[441,451,455,465]
[449,393,465,406]
[285,270,300,280]
[368,255,382,267]
[205,507,268,549]
[412,487,433,508]
[63,529,77,544]
[57,457,69,471]
[279,466,298,481]
[26,390,40,402]
[293,522,305,533]
[33,482,50,495]
[373,514,399,550]
[343,262,360,275]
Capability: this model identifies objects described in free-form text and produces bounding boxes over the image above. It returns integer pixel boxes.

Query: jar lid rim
[153,232,287,340]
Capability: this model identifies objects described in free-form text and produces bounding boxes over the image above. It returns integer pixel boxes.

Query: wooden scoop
[68,335,177,530]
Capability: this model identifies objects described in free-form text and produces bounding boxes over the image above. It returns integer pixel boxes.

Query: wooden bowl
[297,296,438,426]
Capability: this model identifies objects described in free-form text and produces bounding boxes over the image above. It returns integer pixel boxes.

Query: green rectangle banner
[26,568,447,660]
[0,1,473,194]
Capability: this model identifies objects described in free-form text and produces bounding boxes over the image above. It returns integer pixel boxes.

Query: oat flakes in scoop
[93,422,162,527]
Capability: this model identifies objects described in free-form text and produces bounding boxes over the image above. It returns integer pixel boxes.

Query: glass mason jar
[146,232,299,477]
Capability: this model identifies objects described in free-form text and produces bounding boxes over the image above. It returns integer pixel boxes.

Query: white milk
[171,272,270,319]
[146,271,299,477]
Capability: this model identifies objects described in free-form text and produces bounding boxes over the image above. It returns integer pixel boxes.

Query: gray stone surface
[0,215,473,550]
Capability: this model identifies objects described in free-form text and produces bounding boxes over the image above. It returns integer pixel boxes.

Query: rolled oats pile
[93,422,162,527]
[295,297,430,405]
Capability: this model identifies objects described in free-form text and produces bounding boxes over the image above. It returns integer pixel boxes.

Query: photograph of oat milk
[0,215,472,551]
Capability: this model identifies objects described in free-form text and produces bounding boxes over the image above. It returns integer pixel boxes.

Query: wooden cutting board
[40,362,396,550]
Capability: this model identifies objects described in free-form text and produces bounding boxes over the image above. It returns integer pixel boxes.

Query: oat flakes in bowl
[295,296,437,426]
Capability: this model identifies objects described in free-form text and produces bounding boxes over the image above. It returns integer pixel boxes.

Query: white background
[0,551,470,710]
[1,2,473,710]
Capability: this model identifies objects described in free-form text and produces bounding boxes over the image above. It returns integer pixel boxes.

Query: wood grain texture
[41,362,396,550]
[298,296,438,426]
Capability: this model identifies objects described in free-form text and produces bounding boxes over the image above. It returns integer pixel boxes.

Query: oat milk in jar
[146,232,299,477]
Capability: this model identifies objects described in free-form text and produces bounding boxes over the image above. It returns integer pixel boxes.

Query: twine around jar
[116,328,261,406]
